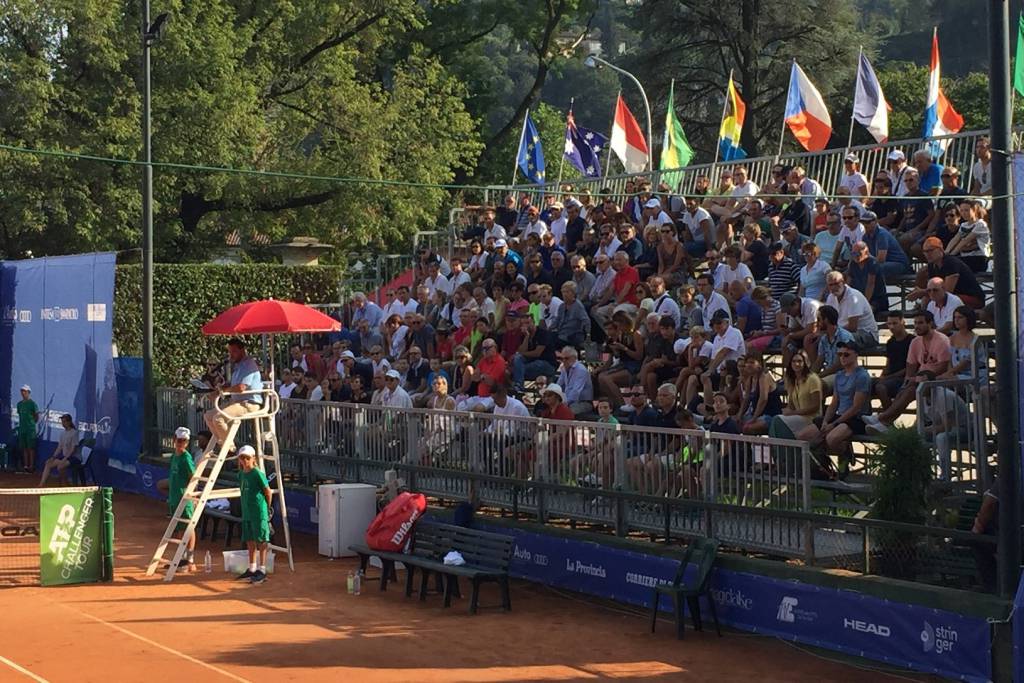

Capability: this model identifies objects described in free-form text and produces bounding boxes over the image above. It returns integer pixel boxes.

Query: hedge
[115,264,344,386]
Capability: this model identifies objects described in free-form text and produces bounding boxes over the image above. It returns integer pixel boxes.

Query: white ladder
[146,388,294,581]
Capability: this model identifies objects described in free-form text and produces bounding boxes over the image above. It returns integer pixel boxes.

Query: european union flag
[516,110,546,184]
[563,111,607,178]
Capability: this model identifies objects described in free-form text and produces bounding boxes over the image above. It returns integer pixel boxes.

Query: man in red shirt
[500,311,526,361]
[865,310,950,432]
[476,337,508,398]
[538,384,576,478]
[592,251,641,330]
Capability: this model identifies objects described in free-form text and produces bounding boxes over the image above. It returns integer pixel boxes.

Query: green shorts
[17,430,37,450]
[242,519,270,543]
[172,501,194,532]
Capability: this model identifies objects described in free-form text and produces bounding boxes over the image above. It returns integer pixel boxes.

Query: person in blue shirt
[798,341,871,472]
[204,338,264,453]
[913,149,943,195]
[860,211,910,281]
[350,292,384,333]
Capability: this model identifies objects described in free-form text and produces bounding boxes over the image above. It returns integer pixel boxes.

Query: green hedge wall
[115,264,344,386]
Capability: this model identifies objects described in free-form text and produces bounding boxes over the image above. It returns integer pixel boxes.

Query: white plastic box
[317,483,378,558]
[222,549,275,574]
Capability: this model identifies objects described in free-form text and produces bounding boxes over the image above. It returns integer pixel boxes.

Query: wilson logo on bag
[364,492,427,552]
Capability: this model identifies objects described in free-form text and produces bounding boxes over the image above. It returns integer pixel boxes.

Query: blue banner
[476,522,991,682]
[0,253,117,465]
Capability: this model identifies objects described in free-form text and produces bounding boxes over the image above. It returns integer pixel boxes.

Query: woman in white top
[946,200,991,273]
[38,414,79,487]
[838,155,869,199]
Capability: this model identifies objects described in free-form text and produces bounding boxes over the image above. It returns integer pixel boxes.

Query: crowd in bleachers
[278,138,995,480]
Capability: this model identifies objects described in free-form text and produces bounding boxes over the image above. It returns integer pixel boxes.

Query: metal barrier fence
[484,128,997,206]
[154,387,997,590]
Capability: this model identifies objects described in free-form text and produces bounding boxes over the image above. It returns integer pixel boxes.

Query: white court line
[0,654,49,683]
[52,601,252,683]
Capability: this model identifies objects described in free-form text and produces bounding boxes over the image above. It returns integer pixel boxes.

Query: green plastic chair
[649,538,722,640]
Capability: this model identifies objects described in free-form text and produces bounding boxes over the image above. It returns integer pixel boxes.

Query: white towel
[443,551,466,566]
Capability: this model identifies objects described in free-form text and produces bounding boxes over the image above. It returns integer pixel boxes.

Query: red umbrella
[201,299,340,335]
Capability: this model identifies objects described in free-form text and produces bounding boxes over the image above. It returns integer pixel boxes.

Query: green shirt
[167,450,195,514]
[528,302,542,325]
[16,399,38,434]
[239,468,270,522]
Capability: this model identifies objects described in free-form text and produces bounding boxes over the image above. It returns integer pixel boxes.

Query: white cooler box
[317,483,377,558]
[223,550,275,574]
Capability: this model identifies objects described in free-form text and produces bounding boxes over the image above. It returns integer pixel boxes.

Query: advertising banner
[39,491,104,586]
[477,522,991,682]
[0,253,118,464]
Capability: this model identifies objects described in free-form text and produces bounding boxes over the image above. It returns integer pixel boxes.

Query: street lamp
[584,53,653,171]
[141,2,168,457]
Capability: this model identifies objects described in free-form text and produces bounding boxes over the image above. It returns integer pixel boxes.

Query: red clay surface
[0,479,936,683]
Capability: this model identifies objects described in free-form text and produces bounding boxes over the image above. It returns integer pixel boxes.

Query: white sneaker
[864,415,888,434]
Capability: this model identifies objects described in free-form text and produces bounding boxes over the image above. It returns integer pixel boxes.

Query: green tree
[0,0,482,261]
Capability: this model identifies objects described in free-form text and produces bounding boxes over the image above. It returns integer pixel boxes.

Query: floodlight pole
[141,0,155,457]
[988,0,1021,598]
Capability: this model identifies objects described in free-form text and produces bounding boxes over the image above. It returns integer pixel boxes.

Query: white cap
[644,198,661,209]
[340,350,356,360]
[494,238,508,248]
[673,338,689,355]
[887,150,906,161]
[566,198,583,209]
[19,384,30,392]
[174,427,191,440]
[844,153,859,163]
[237,445,256,458]
[385,369,401,380]
[541,384,565,401]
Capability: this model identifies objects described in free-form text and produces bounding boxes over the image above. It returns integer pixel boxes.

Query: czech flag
[922,28,963,156]
[610,93,649,173]
[783,61,832,152]
[718,75,746,161]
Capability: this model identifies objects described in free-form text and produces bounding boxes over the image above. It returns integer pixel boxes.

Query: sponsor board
[472,521,991,682]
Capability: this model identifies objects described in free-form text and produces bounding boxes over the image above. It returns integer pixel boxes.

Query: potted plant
[871,427,933,579]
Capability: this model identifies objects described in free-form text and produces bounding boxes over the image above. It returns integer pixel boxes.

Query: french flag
[610,93,649,173]
[783,61,832,152]
[922,28,963,155]
[853,51,889,144]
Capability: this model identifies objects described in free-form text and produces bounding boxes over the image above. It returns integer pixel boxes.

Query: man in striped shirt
[767,242,800,299]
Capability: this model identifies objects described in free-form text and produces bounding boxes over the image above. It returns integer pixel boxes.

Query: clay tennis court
[0,484,930,683]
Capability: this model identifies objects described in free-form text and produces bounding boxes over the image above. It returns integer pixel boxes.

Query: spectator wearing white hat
[838,154,869,199]
[16,384,39,473]
[381,369,413,409]
[548,202,567,246]
[886,150,910,196]
[643,198,673,230]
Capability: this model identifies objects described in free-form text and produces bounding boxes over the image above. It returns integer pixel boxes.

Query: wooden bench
[350,521,514,614]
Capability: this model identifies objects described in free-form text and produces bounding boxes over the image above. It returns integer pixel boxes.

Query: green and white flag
[660,79,694,187]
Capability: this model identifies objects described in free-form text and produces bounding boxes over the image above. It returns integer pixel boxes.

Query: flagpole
[556,98,574,192]
[713,70,732,168]
[847,46,863,153]
[776,60,795,160]
[510,109,528,190]
[603,90,620,187]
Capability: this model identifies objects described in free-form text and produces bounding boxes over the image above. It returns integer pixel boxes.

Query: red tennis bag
[364,492,427,552]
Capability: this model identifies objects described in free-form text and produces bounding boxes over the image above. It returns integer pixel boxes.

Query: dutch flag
[922,28,963,156]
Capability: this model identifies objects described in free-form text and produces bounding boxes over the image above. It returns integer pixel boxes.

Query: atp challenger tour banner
[39,490,105,586]
[473,522,991,682]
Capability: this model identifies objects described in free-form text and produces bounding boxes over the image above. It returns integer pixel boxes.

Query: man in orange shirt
[475,338,508,398]
[592,251,641,329]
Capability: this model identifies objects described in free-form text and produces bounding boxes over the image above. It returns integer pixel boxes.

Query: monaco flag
[611,93,649,173]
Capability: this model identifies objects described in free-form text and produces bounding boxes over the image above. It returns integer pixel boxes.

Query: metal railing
[484,128,998,206]
[154,386,997,590]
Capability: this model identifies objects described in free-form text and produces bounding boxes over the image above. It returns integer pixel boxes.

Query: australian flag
[564,111,607,178]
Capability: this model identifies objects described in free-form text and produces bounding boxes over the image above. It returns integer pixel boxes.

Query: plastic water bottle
[346,571,354,594]
[203,551,212,574]
[353,570,362,596]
